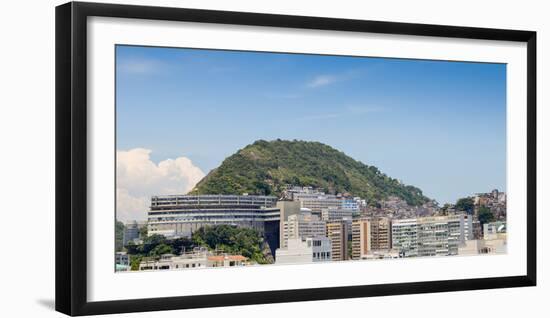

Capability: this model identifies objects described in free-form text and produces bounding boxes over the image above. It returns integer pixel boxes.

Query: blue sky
[116,45,506,205]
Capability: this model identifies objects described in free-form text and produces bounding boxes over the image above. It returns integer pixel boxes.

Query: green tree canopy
[150,243,174,257]
[192,225,269,264]
[478,206,495,225]
[191,139,429,206]
[455,197,475,215]
[115,221,125,252]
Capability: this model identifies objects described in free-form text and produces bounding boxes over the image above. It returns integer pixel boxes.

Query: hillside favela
[115,140,507,272]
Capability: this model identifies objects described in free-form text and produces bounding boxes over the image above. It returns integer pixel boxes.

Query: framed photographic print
[55,1,536,316]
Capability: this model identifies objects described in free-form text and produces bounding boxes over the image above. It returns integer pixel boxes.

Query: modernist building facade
[417,215,461,257]
[391,215,462,258]
[147,194,281,252]
[391,218,419,257]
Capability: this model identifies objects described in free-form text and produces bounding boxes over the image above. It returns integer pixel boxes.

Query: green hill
[191,139,429,206]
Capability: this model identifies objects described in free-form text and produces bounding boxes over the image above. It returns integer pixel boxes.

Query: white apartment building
[391,218,419,257]
[392,216,462,258]
[459,214,474,244]
[417,215,460,257]
[275,237,332,264]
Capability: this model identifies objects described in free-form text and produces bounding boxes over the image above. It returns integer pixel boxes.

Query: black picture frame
[55,1,537,316]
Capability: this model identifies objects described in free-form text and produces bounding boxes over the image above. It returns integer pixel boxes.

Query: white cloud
[116,148,205,222]
[306,69,364,88]
[118,58,163,74]
[307,74,338,88]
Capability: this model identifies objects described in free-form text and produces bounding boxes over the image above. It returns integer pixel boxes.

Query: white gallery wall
[0,0,547,317]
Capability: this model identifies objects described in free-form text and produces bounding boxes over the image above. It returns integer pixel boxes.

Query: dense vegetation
[455,197,475,215]
[192,139,429,206]
[124,225,271,270]
[193,225,271,264]
[477,206,495,226]
[115,221,125,252]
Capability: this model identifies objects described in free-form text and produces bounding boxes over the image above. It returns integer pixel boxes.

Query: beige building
[282,211,326,248]
[352,217,392,259]
[370,217,392,250]
[351,220,370,259]
[277,201,301,247]
[326,221,349,261]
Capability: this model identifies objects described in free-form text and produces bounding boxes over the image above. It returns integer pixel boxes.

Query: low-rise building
[484,221,507,240]
[115,251,130,271]
[362,249,400,260]
[139,252,208,271]
[138,248,250,271]
[275,237,332,264]
[207,255,249,267]
[458,237,507,255]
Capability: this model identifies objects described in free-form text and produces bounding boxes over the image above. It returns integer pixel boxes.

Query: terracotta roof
[207,255,248,262]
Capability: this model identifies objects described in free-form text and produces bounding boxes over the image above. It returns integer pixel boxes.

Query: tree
[455,197,475,215]
[192,225,269,264]
[130,255,143,271]
[440,203,452,215]
[141,234,167,255]
[478,206,495,225]
[191,139,430,206]
[115,221,125,252]
[139,225,148,239]
[125,241,141,255]
[150,243,174,257]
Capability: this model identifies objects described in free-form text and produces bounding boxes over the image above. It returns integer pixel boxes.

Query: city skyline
[116,45,506,221]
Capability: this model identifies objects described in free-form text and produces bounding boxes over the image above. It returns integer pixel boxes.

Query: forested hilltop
[191,139,429,206]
